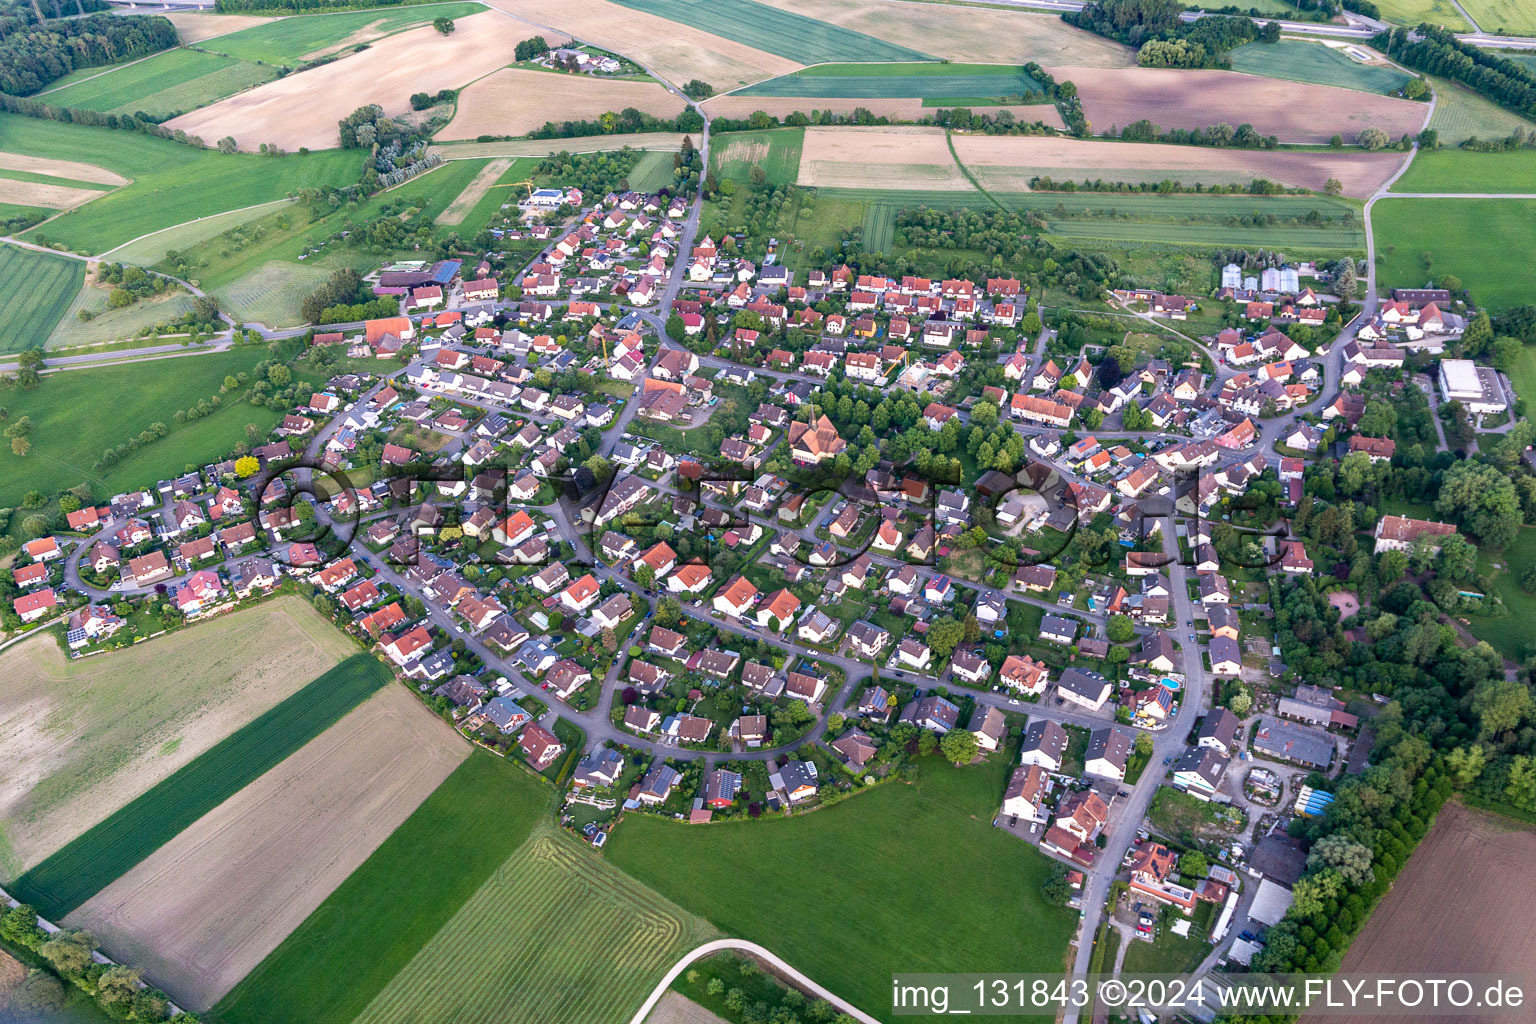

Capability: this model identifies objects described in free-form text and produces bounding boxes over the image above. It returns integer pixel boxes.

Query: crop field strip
[202,1,489,65]
[1227,40,1412,95]
[736,62,1044,100]
[42,48,278,119]
[11,654,390,919]
[602,0,932,65]
[628,150,678,192]
[214,752,549,1024]
[3,113,358,253]
[0,244,86,353]
[353,825,718,1024]
[0,596,352,875]
[774,0,1135,68]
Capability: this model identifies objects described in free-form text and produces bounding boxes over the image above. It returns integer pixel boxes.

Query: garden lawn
[710,127,804,184]
[41,48,277,118]
[0,243,85,353]
[11,655,389,919]
[1467,526,1536,661]
[1228,40,1411,95]
[1390,147,1536,193]
[1371,197,1536,311]
[212,752,549,1024]
[205,2,489,65]
[3,114,358,253]
[604,0,931,64]
[738,62,1044,99]
[0,346,282,505]
[606,757,1075,1023]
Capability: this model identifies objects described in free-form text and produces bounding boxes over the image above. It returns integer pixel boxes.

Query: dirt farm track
[1305,802,1536,1024]
[66,685,467,1012]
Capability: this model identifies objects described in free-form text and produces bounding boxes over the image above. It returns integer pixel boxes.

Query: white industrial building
[1438,359,1508,416]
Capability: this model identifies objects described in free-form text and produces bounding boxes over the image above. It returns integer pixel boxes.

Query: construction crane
[487,180,536,200]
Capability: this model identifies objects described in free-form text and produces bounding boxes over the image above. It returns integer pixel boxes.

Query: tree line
[1378,24,1536,119]
[0,13,177,96]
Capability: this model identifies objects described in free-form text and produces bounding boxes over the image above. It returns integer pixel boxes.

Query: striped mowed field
[43,48,277,118]
[352,824,718,1024]
[0,243,85,353]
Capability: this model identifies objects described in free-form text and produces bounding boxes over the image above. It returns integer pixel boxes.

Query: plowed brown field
[1065,67,1430,144]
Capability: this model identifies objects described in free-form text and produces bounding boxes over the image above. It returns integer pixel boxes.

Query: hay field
[1310,803,1536,1024]
[0,153,127,186]
[704,94,1063,128]
[0,178,106,210]
[162,11,276,43]
[439,68,686,142]
[167,14,527,152]
[647,992,731,1024]
[777,0,1134,67]
[1064,67,1430,143]
[0,597,353,877]
[352,824,718,1024]
[950,135,1404,197]
[796,126,973,190]
[480,0,800,89]
[68,685,466,1012]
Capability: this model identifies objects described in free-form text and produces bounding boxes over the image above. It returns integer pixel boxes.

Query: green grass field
[1391,148,1536,192]
[627,150,677,192]
[213,752,549,1024]
[1468,527,1536,660]
[12,655,389,919]
[738,62,1044,100]
[46,284,197,349]
[42,48,276,118]
[352,823,717,1024]
[1426,75,1536,145]
[1458,0,1536,33]
[0,244,85,353]
[205,2,488,65]
[1375,0,1472,29]
[3,114,359,254]
[1229,40,1412,95]
[605,0,931,64]
[607,758,1076,1023]
[710,127,804,184]
[1372,196,1536,310]
[0,346,286,504]
[1501,52,1536,76]
[102,199,294,265]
